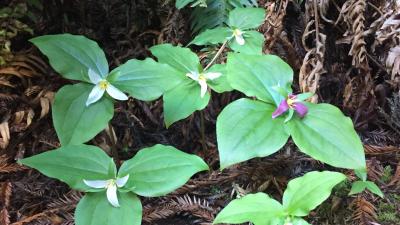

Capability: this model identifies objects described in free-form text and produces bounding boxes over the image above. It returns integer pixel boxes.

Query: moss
[377,193,400,225]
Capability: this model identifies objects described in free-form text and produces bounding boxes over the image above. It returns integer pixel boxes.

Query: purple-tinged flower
[272,94,308,119]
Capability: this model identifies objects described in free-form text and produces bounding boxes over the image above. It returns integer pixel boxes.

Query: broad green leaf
[227,53,293,105]
[282,171,346,217]
[217,98,290,169]
[190,27,232,46]
[30,34,108,81]
[118,144,208,197]
[286,103,367,170]
[229,30,264,55]
[110,58,182,101]
[163,80,210,127]
[214,193,285,225]
[292,218,312,225]
[53,83,114,145]
[19,145,115,191]
[207,64,233,93]
[228,7,265,30]
[349,181,384,198]
[75,192,142,225]
[150,44,199,74]
[176,0,196,9]
[349,181,367,195]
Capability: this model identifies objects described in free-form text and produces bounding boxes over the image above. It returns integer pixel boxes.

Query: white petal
[116,174,129,188]
[88,69,102,84]
[204,72,222,80]
[199,79,208,98]
[186,72,199,81]
[106,84,128,101]
[86,85,105,106]
[83,179,108,189]
[235,34,245,45]
[107,184,120,207]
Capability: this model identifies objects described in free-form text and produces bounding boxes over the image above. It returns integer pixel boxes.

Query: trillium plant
[20,144,208,225]
[20,4,382,225]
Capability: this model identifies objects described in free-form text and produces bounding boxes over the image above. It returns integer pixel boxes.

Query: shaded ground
[0,0,399,225]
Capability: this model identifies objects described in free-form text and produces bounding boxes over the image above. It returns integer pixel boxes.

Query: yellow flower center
[233,29,242,36]
[286,98,295,107]
[106,179,116,189]
[198,74,207,81]
[99,80,109,90]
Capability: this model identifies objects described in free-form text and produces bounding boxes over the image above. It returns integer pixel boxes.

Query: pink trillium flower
[272,94,308,119]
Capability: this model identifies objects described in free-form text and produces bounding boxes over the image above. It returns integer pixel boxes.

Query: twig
[204,40,228,70]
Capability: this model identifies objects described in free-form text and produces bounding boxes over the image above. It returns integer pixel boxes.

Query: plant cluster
[19,3,383,225]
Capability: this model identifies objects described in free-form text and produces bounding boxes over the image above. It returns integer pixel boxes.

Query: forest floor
[0,0,400,224]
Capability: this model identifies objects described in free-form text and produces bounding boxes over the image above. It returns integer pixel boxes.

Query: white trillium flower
[86,69,128,106]
[186,71,222,98]
[83,174,130,207]
[232,28,245,45]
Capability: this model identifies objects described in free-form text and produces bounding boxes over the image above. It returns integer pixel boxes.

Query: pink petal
[272,100,289,119]
[293,102,308,118]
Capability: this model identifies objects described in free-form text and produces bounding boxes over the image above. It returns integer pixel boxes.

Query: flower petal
[88,69,102,84]
[186,72,199,81]
[235,33,245,45]
[106,84,128,101]
[86,85,105,106]
[293,102,308,118]
[204,72,222,80]
[272,100,289,119]
[83,179,108,189]
[116,174,129,188]
[106,184,120,207]
[199,79,208,98]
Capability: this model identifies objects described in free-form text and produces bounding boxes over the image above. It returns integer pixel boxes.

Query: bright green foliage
[214,171,346,225]
[217,53,367,173]
[286,103,366,171]
[217,98,289,169]
[32,34,177,145]
[282,171,347,216]
[118,144,209,197]
[150,44,230,126]
[20,144,208,225]
[191,7,265,54]
[75,192,142,225]
[52,83,114,145]
[213,193,285,225]
[30,34,109,82]
[349,181,384,198]
[19,145,116,191]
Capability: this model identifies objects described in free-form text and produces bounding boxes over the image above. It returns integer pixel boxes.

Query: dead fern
[351,196,378,225]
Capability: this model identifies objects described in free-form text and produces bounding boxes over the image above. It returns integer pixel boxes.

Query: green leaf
[52,83,114,145]
[150,44,200,74]
[349,181,384,198]
[163,80,210,127]
[292,218,312,225]
[176,0,196,9]
[214,193,285,225]
[229,30,264,55]
[30,34,108,81]
[228,7,265,30]
[217,98,290,169]
[19,145,115,191]
[282,171,347,217]
[286,103,367,170]
[75,192,142,225]
[190,27,232,46]
[118,144,208,197]
[349,181,367,195]
[227,53,293,105]
[207,63,233,93]
[110,58,182,101]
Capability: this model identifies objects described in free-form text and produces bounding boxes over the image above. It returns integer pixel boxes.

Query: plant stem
[108,123,121,168]
[204,40,228,70]
[199,111,207,151]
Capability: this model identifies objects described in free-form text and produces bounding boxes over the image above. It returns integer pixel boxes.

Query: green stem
[204,40,228,71]
[200,111,207,151]
[108,123,121,168]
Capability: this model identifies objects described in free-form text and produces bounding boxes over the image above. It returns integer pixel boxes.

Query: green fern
[190,0,257,34]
